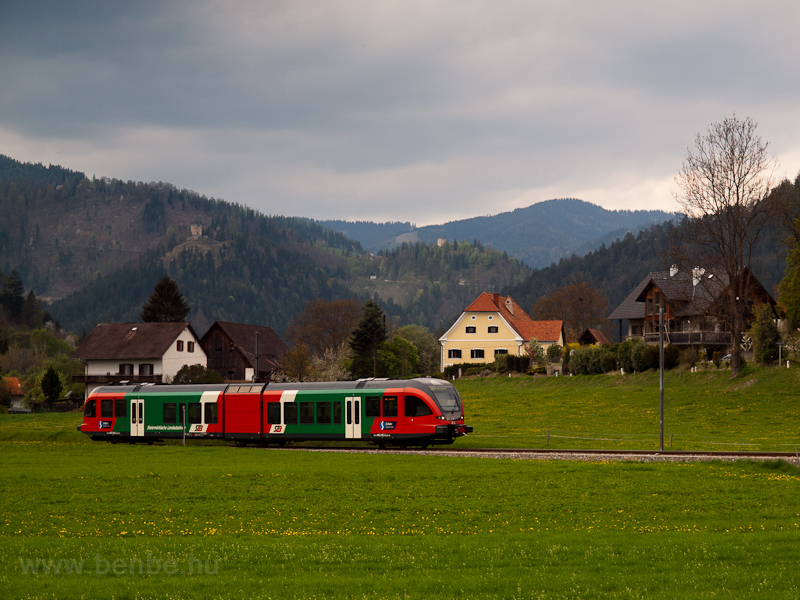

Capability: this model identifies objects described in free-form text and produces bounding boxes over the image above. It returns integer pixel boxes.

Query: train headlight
[437,415,446,420]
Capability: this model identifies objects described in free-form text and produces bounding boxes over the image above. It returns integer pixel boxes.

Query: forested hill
[0,155,530,336]
[504,218,788,316]
[318,199,676,268]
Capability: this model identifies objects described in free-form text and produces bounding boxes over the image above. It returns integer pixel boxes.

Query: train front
[409,378,473,442]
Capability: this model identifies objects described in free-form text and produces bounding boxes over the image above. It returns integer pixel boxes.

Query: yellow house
[439,292,565,370]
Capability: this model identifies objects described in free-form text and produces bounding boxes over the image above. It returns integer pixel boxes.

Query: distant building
[439,292,564,371]
[200,321,288,382]
[72,322,205,396]
[3,376,28,413]
[578,328,611,346]
[608,266,775,352]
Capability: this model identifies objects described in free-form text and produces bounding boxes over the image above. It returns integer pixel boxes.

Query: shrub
[546,344,563,362]
[681,347,701,368]
[569,345,617,375]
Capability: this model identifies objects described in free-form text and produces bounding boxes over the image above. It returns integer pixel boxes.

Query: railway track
[274,445,800,464]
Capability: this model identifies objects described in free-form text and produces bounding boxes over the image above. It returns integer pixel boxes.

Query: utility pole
[255,331,259,383]
[659,308,665,452]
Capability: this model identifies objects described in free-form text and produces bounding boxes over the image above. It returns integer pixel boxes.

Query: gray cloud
[2,0,799,225]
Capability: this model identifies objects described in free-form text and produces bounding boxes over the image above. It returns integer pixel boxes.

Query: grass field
[1,367,799,598]
[456,366,800,451]
[1,442,799,599]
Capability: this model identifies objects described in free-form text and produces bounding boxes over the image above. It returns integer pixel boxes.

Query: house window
[488,326,498,334]
[448,349,462,359]
[494,349,508,356]
[187,342,195,353]
[466,326,476,334]
[177,340,184,352]
[631,324,639,336]
[119,364,133,376]
[139,364,154,376]
[471,349,485,359]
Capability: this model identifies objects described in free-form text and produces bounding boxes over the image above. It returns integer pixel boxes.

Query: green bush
[569,345,617,375]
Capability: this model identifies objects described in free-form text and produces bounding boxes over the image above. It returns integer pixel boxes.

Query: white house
[72,322,206,396]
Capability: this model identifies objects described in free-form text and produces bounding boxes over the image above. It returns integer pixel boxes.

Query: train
[78,377,473,447]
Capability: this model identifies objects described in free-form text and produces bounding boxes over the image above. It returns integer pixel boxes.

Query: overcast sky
[2,1,799,226]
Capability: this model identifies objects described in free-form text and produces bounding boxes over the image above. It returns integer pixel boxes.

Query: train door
[345,396,361,439]
[130,398,144,437]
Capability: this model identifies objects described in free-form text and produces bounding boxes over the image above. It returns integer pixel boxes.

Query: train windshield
[429,384,461,413]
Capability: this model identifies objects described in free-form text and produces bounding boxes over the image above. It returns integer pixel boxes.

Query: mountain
[0,155,529,337]
[317,199,676,268]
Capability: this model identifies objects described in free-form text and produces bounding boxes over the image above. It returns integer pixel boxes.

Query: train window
[205,403,218,424]
[382,396,398,418]
[267,403,281,424]
[405,396,432,417]
[115,398,126,418]
[84,399,96,418]
[333,401,342,425]
[163,403,177,424]
[100,399,113,418]
[299,402,314,424]
[366,396,381,417]
[317,401,332,424]
[284,402,297,424]
[188,403,202,424]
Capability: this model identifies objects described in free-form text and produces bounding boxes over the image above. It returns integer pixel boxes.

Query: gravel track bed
[278,447,800,464]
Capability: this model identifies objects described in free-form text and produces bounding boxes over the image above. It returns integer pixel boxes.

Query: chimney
[492,293,501,306]
[670,265,678,277]
[692,267,705,287]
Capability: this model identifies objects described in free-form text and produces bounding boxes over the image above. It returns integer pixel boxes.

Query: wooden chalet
[200,321,288,382]
[608,266,775,351]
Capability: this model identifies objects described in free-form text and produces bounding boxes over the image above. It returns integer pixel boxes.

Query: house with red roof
[438,292,565,371]
[3,376,29,413]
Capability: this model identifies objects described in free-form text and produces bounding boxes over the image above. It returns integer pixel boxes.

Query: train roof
[89,378,454,396]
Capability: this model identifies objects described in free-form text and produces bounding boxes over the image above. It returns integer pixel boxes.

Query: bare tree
[284,298,362,358]
[531,280,609,342]
[673,115,778,376]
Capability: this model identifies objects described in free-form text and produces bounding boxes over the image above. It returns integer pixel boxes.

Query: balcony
[72,374,163,384]
[642,331,732,346]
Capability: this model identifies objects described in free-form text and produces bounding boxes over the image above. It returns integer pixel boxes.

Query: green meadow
[1,367,799,598]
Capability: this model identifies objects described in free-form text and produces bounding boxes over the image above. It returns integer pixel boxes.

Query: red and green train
[79,378,473,447]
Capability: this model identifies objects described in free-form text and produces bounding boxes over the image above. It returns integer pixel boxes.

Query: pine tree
[41,366,63,408]
[140,276,190,322]
[348,300,387,378]
[0,269,25,321]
